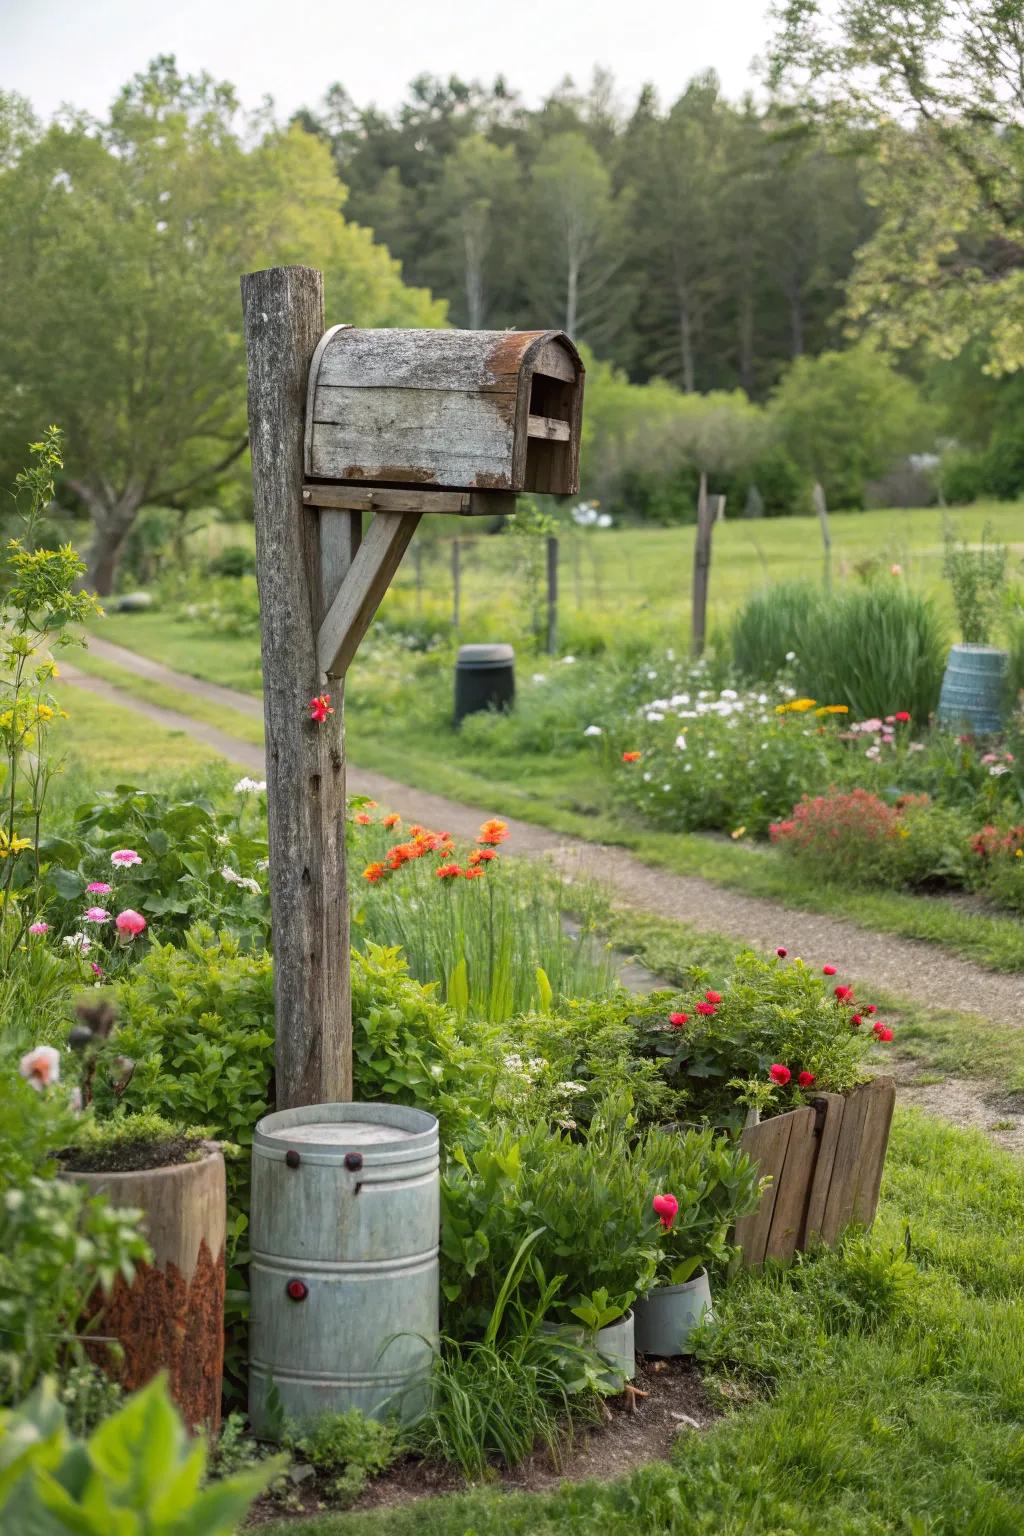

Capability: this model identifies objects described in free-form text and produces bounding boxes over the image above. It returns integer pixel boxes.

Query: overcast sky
[4,0,773,123]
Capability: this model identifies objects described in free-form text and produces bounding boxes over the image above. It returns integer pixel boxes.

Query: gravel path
[63,639,1024,1028]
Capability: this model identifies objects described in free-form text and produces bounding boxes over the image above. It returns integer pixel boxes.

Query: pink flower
[834,985,854,1002]
[308,694,334,723]
[705,990,723,1004]
[86,881,112,895]
[19,1045,60,1091]
[769,1063,792,1086]
[115,909,147,941]
[83,907,110,924]
[90,962,105,978]
[696,1001,717,1016]
[652,1193,679,1230]
[872,1021,894,1042]
[669,1012,688,1028]
[28,921,50,935]
[111,850,142,868]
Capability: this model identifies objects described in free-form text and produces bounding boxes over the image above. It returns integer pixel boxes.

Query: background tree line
[294,69,873,400]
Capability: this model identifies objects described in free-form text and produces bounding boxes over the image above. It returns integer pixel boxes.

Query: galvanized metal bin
[938,643,1007,734]
[249,1103,439,1434]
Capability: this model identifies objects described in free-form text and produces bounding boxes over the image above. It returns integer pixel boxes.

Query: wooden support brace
[302,483,515,518]
[317,509,422,679]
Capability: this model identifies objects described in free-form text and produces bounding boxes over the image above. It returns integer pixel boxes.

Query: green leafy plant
[284,1409,400,1506]
[0,1374,278,1533]
[57,1110,216,1175]
[943,524,1008,646]
[637,1124,764,1286]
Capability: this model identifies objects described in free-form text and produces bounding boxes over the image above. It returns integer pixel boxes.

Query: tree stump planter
[733,1077,896,1268]
[62,1145,226,1431]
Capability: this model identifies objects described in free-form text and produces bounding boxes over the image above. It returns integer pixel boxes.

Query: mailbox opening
[525,369,575,495]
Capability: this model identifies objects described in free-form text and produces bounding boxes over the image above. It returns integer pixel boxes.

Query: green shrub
[796,583,946,722]
[0,1075,149,1404]
[893,797,972,889]
[982,426,1024,501]
[938,447,987,504]
[285,1409,399,1506]
[0,1375,277,1533]
[729,582,822,684]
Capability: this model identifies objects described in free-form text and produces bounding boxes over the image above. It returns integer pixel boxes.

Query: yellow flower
[36,704,54,722]
[730,826,747,840]
[815,704,849,716]
[0,829,32,859]
[776,698,817,714]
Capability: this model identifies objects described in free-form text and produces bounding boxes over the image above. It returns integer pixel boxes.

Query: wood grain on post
[691,471,714,656]
[241,265,351,1108]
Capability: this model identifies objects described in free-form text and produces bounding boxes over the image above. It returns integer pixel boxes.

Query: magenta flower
[652,1193,679,1231]
[83,907,111,923]
[86,881,112,895]
[111,850,142,868]
[115,909,147,942]
[28,921,50,935]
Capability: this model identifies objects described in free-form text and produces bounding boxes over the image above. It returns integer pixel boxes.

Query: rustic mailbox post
[241,265,584,1107]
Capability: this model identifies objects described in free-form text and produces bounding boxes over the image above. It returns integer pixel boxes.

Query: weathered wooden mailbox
[240,267,584,1110]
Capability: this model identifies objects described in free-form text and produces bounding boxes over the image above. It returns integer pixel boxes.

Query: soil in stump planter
[634,1271,712,1357]
[248,1102,440,1435]
[63,1146,226,1432]
[938,644,1007,734]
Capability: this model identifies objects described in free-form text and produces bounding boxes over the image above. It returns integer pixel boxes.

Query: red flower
[769,1063,792,1085]
[669,1012,688,1028]
[865,1004,877,1015]
[382,813,401,829]
[354,812,373,825]
[463,867,486,879]
[776,946,788,958]
[477,819,509,846]
[652,1193,679,1230]
[894,711,911,723]
[622,751,642,763]
[834,985,854,1002]
[822,964,837,976]
[705,990,722,1004]
[362,862,386,883]
[872,1021,894,1042]
[436,863,462,879]
[468,848,498,866]
[798,1071,816,1088]
[696,1001,717,1016]
[308,693,334,723]
[850,1014,863,1027]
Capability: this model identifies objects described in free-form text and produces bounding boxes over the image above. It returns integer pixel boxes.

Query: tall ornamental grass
[730,580,946,722]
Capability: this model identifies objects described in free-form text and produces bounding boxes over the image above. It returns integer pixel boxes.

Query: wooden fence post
[546,534,559,655]
[813,481,832,593]
[241,265,351,1109]
[451,538,461,631]
[691,471,715,656]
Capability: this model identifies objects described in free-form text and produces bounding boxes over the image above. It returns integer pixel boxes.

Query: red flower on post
[798,1071,816,1088]
[669,1012,688,1028]
[769,1063,791,1085]
[652,1193,679,1230]
[308,693,334,723]
[622,751,642,763]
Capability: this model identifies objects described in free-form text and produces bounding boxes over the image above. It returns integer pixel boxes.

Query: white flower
[675,734,687,752]
[215,833,230,846]
[555,1080,587,1096]
[662,783,671,792]
[785,651,796,662]
[19,1045,60,1091]
[561,655,576,665]
[721,689,738,701]
[62,933,92,954]
[221,865,262,895]
[583,725,603,737]
[255,858,269,871]
[707,749,717,760]
[532,673,547,684]
[865,746,881,760]
[989,764,1010,777]
[234,777,266,794]
[646,710,665,722]
[69,1087,83,1112]
[646,670,658,681]
[666,649,675,662]
[643,771,652,782]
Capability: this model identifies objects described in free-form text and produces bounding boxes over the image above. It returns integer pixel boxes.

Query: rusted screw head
[286,1278,308,1302]
[285,1149,301,1169]
[344,1151,363,1172]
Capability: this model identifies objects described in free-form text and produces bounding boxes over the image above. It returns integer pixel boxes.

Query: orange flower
[354,812,373,825]
[463,867,486,879]
[622,751,642,763]
[408,824,427,839]
[386,843,415,869]
[382,813,401,829]
[365,800,378,809]
[468,848,498,866]
[436,863,462,879]
[477,818,509,846]
[362,862,386,883]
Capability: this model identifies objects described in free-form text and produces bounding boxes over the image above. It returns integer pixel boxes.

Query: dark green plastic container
[454,643,515,725]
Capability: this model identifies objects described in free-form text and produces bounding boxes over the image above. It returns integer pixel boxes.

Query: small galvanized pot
[634,1268,713,1357]
[938,643,1008,734]
[595,1309,635,1380]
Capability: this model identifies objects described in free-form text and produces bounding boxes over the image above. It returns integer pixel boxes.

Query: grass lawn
[258,1110,1024,1536]
[54,676,229,781]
